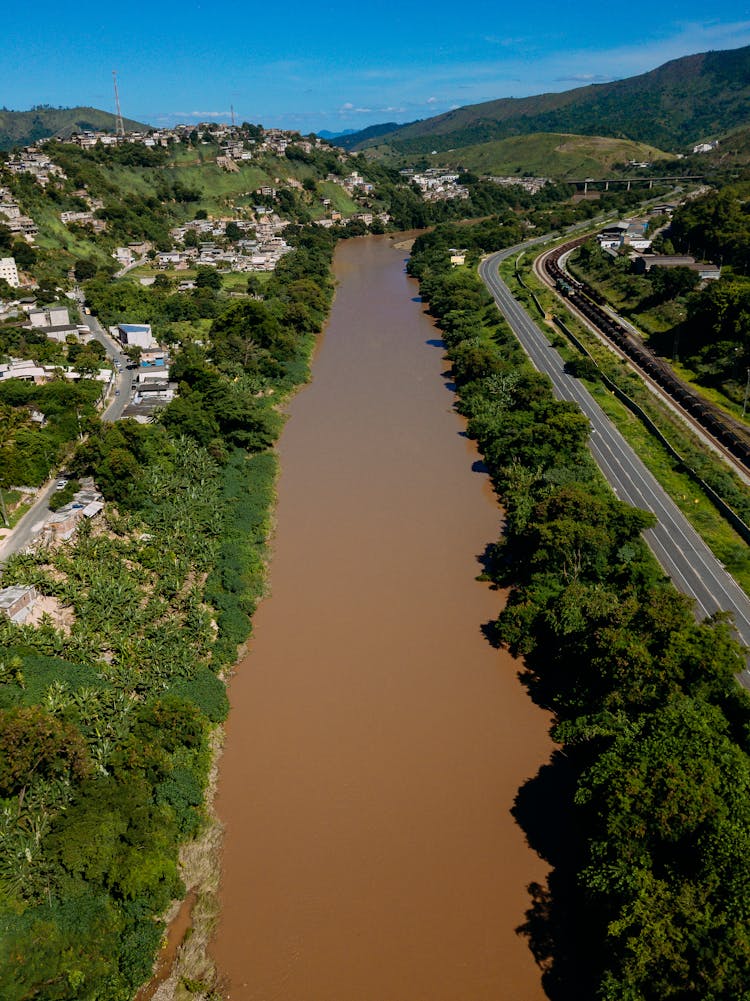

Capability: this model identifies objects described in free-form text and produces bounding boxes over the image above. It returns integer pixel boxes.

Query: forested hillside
[0,107,148,151]
[340,43,750,156]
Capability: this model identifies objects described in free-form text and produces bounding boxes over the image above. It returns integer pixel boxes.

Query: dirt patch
[26,594,74,634]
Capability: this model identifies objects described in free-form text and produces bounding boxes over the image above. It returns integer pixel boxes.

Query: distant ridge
[316,129,358,140]
[341,44,750,156]
[0,106,151,151]
[333,121,400,149]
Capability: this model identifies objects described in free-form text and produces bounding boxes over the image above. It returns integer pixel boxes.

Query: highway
[478,245,750,681]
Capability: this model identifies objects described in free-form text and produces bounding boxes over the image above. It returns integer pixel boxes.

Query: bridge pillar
[627,180,631,191]
[583,180,588,194]
[649,179,653,189]
[605,180,609,191]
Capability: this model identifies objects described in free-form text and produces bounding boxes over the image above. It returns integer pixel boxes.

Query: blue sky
[3,2,750,133]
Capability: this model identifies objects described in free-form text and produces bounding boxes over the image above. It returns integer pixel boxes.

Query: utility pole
[112,70,125,137]
[743,368,750,419]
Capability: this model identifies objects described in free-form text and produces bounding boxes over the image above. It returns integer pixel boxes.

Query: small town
[2,20,750,1001]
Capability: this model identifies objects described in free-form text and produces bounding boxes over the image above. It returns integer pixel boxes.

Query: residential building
[0,585,37,623]
[0,258,20,287]
[117,323,160,350]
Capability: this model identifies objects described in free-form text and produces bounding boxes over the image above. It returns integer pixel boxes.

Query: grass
[220,272,250,293]
[0,489,32,531]
[501,253,750,597]
[316,181,360,215]
[429,132,670,179]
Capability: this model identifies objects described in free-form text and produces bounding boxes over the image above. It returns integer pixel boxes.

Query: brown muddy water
[211,236,551,1000]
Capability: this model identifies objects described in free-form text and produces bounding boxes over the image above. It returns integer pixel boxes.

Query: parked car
[55,479,68,491]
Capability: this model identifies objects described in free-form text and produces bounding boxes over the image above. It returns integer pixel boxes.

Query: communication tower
[231,104,235,127]
[112,71,125,136]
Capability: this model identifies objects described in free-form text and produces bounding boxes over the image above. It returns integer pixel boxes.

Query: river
[210,235,551,1000]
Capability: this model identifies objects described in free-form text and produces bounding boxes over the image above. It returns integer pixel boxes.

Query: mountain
[334,121,400,149]
[0,106,150,151]
[316,129,358,140]
[343,44,750,157]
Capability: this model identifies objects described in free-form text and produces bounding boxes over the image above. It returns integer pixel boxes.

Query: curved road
[479,245,750,682]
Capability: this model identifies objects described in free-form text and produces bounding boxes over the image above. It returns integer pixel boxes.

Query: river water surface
[211,236,551,1000]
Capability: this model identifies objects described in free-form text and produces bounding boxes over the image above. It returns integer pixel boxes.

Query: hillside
[340,44,750,156]
[424,133,671,178]
[0,106,149,151]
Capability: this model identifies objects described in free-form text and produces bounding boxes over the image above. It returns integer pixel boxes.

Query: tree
[74,258,98,282]
[0,706,91,797]
[195,266,221,290]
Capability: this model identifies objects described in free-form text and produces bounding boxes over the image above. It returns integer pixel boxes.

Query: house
[44,324,90,344]
[0,585,37,623]
[633,255,721,280]
[634,255,696,273]
[0,359,46,383]
[113,247,135,267]
[117,323,159,350]
[0,258,20,287]
[27,304,70,327]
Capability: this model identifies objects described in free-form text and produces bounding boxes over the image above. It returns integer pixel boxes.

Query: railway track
[540,238,750,472]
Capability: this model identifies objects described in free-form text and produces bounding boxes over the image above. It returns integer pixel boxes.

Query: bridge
[570,175,706,193]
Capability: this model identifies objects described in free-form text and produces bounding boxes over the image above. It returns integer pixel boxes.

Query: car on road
[115,389,120,395]
[55,479,68,491]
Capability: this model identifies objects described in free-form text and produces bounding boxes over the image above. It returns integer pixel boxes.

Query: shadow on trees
[511,750,602,1001]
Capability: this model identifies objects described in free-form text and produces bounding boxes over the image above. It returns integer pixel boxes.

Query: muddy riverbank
[210,235,552,999]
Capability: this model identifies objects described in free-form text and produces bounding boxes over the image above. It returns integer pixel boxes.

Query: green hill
[342,44,750,157]
[0,106,150,151]
[423,132,671,178]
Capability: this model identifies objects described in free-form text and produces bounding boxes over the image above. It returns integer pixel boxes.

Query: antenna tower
[231,104,235,127]
[112,71,125,136]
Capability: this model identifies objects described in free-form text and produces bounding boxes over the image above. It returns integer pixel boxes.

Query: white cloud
[172,110,232,119]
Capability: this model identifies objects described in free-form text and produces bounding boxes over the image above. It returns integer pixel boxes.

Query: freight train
[543,240,750,468]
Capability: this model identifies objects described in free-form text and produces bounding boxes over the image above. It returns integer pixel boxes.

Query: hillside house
[0,258,20,287]
[0,585,37,623]
[117,323,160,351]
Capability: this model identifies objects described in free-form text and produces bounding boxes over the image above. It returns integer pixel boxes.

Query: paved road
[73,291,134,421]
[0,479,58,561]
[479,245,750,680]
[87,312,134,422]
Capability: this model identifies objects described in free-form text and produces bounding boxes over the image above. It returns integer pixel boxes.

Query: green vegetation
[428,133,670,180]
[409,223,750,999]
[0,106,148,151]
[0,224,336,998]
[505,252,750,592]
[567,184,750,409]
[0,378,102,491]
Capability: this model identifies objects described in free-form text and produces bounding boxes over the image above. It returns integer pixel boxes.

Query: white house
[117,323,159,350]
[0,257,20,287]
